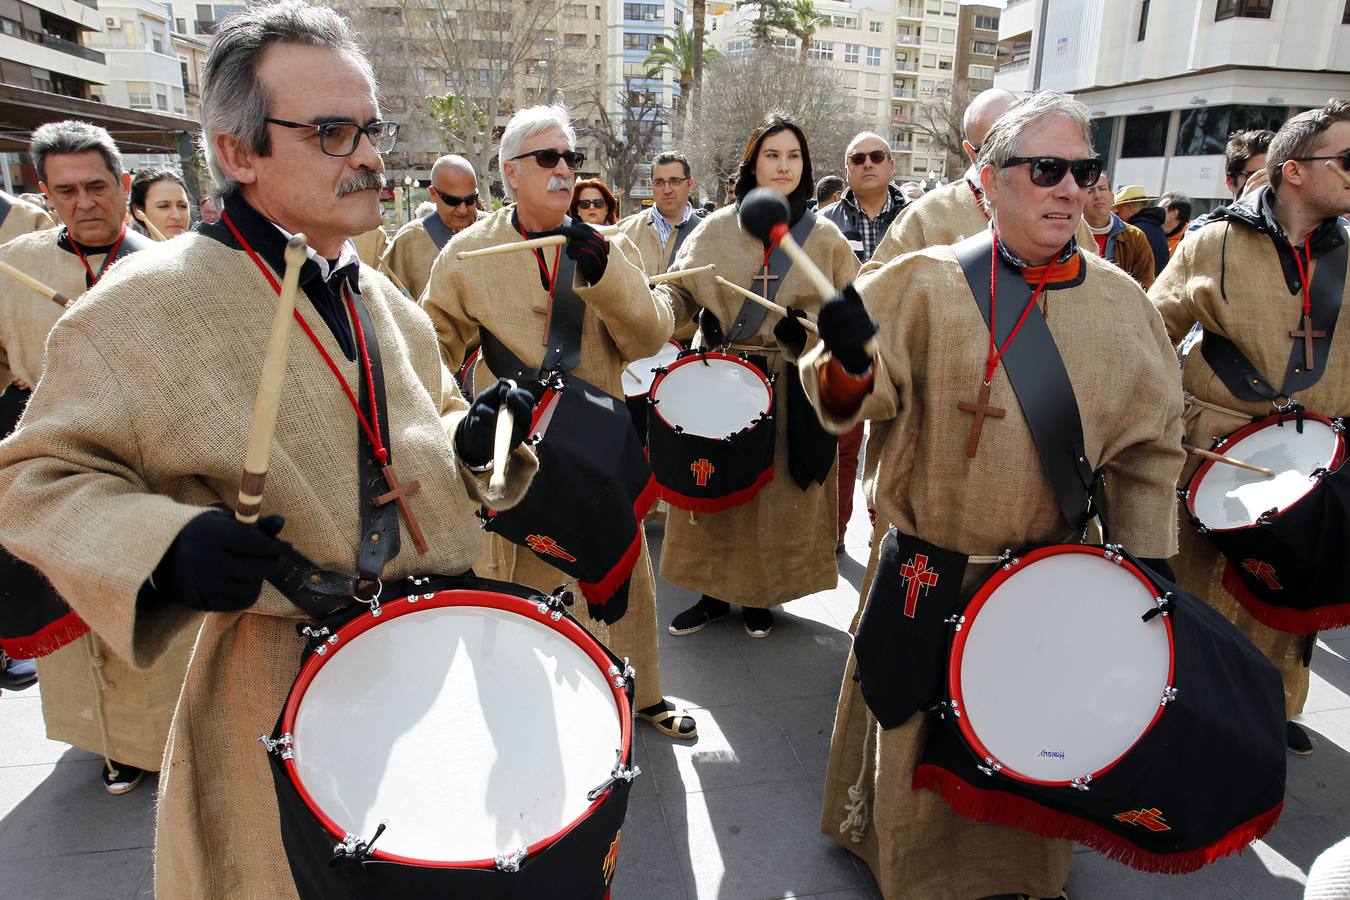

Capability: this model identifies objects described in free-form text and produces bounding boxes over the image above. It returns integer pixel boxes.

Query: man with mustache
[421,105,698,741]
[0,3,538,895]
[382,153,486,299]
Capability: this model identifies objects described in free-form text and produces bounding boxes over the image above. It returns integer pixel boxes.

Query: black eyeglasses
[1293,151,1350,172]
[575,198,608,209]
[264,118,400,157]
[432,188,478,208]
[651,177,689,189]
[1001,156,1103,189]
[510,148,586,169]
[848,149,890,166]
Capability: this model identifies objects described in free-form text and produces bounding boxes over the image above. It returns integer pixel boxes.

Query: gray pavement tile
[814,586,864,634]
[660,779,861,900]
[1211,838,1311,900]
[791,889,882,899]
[1,847,151,898]
[0,756,155,861]
[738,633,852,703]
[630,725,657,800]
[726,597,850,646]
[0,694,100,767]
[1306,643,1350,711]
[652,641,767,711]
[613,795,690,900]
[1235,813,1349,881]
[1278,716,1350,816]
[1064,848,1244,899]
[640,702,806,795]
[771,695,843,782]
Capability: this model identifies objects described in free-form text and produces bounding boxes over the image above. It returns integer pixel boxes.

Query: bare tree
[904,82,971,180]
[575,89,668,208]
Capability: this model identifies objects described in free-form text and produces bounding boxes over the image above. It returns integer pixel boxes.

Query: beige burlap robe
[800,246,1184,898]
[0,233,538,899]
[0,192,54,246]
[617,209,704,343]
[381,211,488,301]
[1151,217,1350,718]
[0,228,96,386]
[350,224,387,267]
[651,206,858,607]
[422,207,674,708]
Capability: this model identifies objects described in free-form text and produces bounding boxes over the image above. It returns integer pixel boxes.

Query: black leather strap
[954,233,1103,533]
[0,193,11,230]
[1200,228,1347,403]
[725,210,816,342]
[421,210,454,250]
[349,287,401,581]
[541,245,584,373]
[478,327,541,383]
[664,215,698,269]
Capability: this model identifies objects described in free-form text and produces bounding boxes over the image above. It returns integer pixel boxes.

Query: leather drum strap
[350,288,401,583]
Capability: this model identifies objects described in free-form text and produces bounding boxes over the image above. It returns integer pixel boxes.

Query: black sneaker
[668,596,730,636]
[0,651,37,691]
[102,762,146,795]
[743,606,774,638]
[1287,721,1314,756]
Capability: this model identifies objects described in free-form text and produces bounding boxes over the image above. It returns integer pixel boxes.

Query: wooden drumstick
[0,261,70,308]
[648,264,715,285]
[489,379,517,494]
[236,234,308,524]
[455,224,621,260]
[1183,444,1274,478]
[133,209,167,242]
[1327,159,1350,189]
[714,276,818,333]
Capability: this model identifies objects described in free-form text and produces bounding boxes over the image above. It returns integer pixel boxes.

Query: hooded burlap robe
[381,211,488,301]
[0,192,53,246]
[1151,216,1350,719]
[0,232,537,898]
[0,227,194,771]
[652,205,859,607]
[799,246,1184,899]
[350,224,387,267]
[421,206,674,708]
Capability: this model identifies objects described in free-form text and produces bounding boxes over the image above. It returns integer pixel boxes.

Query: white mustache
[547,175,574,192]
[336,170,385,199]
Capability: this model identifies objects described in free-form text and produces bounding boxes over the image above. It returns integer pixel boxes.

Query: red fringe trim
[578,476,660,606]
[0,610,89,658]
[658,465,775,514]
[912,764,1282,875]
[1220,562,1350,633]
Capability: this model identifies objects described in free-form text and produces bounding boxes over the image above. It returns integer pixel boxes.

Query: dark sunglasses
[1293,151,1350,173]
[433,189,478,208]
[1001,156,1103,189]
[848,149,890,166]
[264,118,399,157]
[575,198,608,209]
[510,148,586,169]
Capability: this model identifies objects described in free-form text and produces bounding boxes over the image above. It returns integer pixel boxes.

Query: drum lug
[494,846,528,873]
[300,626,340,656]
[1102,544,1125,563]
[1332,418,1345,434]
[608,658,637,689]
[257,732,294,760]
[588,748,643,800]
[997,549,1019,570]
[1256,507,1279,526]
[1070,775,1092,792]
[332,822,387,864]
[1142,592,1174,622]
[943,613,966,632]
[1160,685,1178,706]
[406,576,436,602]
[1175,487,1189,502]
[535,589,574,622]
[976,756,1002,777]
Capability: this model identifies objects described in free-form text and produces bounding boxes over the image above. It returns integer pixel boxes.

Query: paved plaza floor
[2,481,1347,899]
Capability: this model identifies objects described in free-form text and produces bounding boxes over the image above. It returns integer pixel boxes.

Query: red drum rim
[623,339,685,399]
[647,350,774,437]
[279,588,635,869]
[947,544,1176,787]
[1183,411,1346,532]
[457,348,480,390]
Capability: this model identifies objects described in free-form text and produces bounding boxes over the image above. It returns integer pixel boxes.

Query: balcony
[896,34,919,46]
[893,60,917,72]
[889,140,914,153]
[891,89,917,101]
[895,5,922,20]
[4,25,105,63]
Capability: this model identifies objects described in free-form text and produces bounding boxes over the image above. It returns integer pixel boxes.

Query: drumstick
[133,209,167,242]
[235,234,308,524]
[455,225,621,260]
[489,379,516,494]
[714,276,819,333]
[648,264,715,285]
[0,261,70,308]
[1183,444,1275,478]
[1327,160,1350,189]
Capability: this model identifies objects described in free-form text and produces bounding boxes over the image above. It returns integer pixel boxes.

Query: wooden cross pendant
[957,382,1006,458]
[1290,314,1326,371]
[752,266,778,296]
[375,464,429,555]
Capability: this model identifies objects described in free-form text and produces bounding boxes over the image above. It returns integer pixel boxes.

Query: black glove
[154,509,290,612]
[772,307,809,359]
[817,284,876,375]
[455,378,536,468]
[559,222,609,285]
[698,307,726,348]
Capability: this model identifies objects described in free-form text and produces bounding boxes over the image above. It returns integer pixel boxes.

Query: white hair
[497,104,576,201]
[975,91,1095,215]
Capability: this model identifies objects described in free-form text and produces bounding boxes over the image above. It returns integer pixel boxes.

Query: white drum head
[652,358,771,439]
[289,604,622,862]
[622,342,682,397]
[1191,419,1340,530]
[954,550,1171,783]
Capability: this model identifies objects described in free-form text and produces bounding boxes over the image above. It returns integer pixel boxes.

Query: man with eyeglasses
[1153,98,1350,759]
[381,153,485,300]
[797,91,1184,899]
[0,4,540,895]
[616,150,703,280]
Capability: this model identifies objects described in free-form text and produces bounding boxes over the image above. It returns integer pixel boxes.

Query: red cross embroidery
[899,554,939,618]
[1114,808,1171,832]
[690,458,715,487]
[1242,559,1283,590]
[526,534,577,562]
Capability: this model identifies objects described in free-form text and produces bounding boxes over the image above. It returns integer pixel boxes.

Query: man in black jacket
[1112,184,1169,275]
[821,131,907,264]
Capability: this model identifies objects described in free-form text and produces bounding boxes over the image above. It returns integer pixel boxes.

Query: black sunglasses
[264,118,399,157]
[1293,151,1350,173]
[510,148,586,169]
[575,198,608,209]
[848,149,891,166]
[432,189,478,208]
[1001,156,1103,189]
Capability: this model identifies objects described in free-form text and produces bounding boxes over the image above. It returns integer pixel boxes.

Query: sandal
[637,700,698,740]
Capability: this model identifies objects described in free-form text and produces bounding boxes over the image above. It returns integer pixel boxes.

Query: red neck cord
[69,226,127,285]
[517,218,562,296]
[984,229,1056,385]
[222,212,389,465]
[1291,238,1314,317]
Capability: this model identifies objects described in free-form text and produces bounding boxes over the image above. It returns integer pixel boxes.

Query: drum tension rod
[332,822,388,864]
[587,749,642,801]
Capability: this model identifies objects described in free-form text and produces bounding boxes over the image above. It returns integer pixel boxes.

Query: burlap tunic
[0,233,537,898]
[617,209,702,342]
[0,227,194,772]
[801,246,1184,899]
[0,192,53,247]
[382,211,487,301]
[350,224,387,267]
[1150,215,1350,718]
[653,205,859,607]
[421,206,674,708]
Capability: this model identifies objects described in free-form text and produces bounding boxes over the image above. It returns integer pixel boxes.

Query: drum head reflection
[289,605,622,862]
[653,357,772,439]
[954,551,1171,783]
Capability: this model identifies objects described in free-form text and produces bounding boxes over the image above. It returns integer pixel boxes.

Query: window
[844,43,859,63]
[623,3,662,20]
[1137,0,1150,39]
[940,28,956,44]
[1120,111,1169,157]
[921,52,937,68]
[869,20,883,32]
[674,8,683,26]
[937,55,952,70]
[866,46,882,66]
[831,13,858,28]
[809,41,834,60]
[925,1,941,13]
[973,14,999,30]
[623,32,663,50]
[923,25,938,41]
[174,16,186,32]
[1174,104,1288,156]
[565,3,586,15]
[943,1,958,15]
[1215,0,1272,20]
[564,32,586,47]
[972,39,997,54]
[968,64,994,79]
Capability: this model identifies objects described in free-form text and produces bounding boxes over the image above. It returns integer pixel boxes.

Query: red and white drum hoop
[278,589,634,868]
[457,348,483,399]
[648,352,773,440]
[622,340,683,399]
[949,545,1175,787]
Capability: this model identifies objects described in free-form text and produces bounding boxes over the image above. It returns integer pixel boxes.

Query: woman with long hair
[569,178,618,225]
[129,169,191,239]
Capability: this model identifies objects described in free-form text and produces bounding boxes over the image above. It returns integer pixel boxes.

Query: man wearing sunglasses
[1153,98,1350,759]
[381,153,484,300]
[798,91,1185,900]
[1184,129,1275,238]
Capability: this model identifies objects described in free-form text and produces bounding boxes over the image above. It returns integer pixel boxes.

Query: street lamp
[403,175,413,223]
[543,36,556,104]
